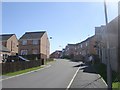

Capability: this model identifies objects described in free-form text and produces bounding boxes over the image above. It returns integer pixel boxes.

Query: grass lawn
[112,82,120,89]
[45,59,55,64]
[3,66,43,76]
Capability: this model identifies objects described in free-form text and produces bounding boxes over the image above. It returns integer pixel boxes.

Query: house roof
[0,45,10,52]
[80,35,95,44]
[68,44,76,46]
[19,31,46,40]
[0,34,15,41]
[50,50,62,55]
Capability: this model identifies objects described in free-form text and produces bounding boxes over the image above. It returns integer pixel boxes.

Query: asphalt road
[2,59,81,88]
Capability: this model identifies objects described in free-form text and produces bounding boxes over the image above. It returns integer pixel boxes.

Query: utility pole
[104,0,112,89]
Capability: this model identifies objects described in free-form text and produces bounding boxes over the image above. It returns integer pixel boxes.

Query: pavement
[1,59,108,89]
[70,63,107,88]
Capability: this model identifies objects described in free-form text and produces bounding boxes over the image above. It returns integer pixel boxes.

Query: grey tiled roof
[19,31,46,40]
[80,35,95,43]
[0,45,10,52]
[0,34,14,41]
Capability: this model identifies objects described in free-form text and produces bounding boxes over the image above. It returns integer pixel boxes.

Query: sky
[2,1,118,53]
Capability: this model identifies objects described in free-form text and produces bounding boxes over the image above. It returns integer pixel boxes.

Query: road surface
[2,59,80,88]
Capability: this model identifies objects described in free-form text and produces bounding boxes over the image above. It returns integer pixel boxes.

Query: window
[81,44,83,48]
[86,42,88,46]
[86,42,89,46]
[21,50,28,55]
[32,49,38,54]
[67,48,69,50]
[75,47,76,50]
[33,40,38,45]
[22,40,27,45]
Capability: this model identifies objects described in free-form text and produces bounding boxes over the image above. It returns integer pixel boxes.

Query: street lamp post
[104,0,112,89]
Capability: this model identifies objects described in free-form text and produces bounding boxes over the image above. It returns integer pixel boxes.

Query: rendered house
[95,15,119,72]
[18,31,50,60]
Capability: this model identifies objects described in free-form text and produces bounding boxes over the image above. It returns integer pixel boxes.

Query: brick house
[62,36,96,61]
[50,50,62,59]
[63,44,76,59]
[78,36,96,57]
[72,43,84,61]
[18,31,50,60]
[0,34,18,55]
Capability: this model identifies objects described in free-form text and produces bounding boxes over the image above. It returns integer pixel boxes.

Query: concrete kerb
[91,63,108,87]
[97,74,108,87]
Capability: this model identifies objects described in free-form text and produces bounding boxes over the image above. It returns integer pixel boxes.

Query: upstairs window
[22,40,27,45]
[33,40,38,45]
[81,44,83,48]
[75,47,77,50]
[86,42,88,46]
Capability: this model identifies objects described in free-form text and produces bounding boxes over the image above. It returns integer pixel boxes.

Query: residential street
[2,59,107,89]
[2,59,81,88]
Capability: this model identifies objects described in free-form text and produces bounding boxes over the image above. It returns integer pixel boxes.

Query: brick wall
[7,35,18,55]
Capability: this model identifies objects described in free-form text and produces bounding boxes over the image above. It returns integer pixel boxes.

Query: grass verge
[45,59,55,65]
[3,66,43,76]
[112,82,120,89]
[3,59,55,77]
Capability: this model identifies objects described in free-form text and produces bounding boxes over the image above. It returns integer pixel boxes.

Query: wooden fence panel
[2,60,42,74]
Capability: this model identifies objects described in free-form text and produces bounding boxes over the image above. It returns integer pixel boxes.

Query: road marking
[98,74,108,87]
[0,65,51,81]
[66,66,81,90]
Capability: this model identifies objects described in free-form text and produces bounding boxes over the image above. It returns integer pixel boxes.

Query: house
[50,50,62,59]
[95,25,106,60]
[63,44,76,59]
[79,35,96,57]
[71,43,84,61]
[95,16,119,72]
[62,35,96,61]
[0,34,18,55]
[0,45,11,63]
[18,31,50,60]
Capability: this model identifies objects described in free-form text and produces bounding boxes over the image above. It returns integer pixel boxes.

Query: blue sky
[2,2,118,53]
